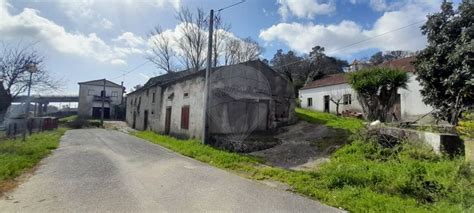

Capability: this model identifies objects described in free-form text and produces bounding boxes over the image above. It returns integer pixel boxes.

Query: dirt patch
[0,166,38,198]
[250,121,349,170]
[210,132,282,153]
[104,121,136,134]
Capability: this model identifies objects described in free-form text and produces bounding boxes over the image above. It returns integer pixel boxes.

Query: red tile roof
[378,56,416,72]
[301,73,348,90]
[301,56,417,90]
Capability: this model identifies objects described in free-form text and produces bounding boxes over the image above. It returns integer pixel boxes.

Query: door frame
[323,95,330,113]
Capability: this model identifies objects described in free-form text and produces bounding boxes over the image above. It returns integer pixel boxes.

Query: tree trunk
[0,81,13,123]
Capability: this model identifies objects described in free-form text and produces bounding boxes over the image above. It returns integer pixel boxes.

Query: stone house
[299,57,433,121]
[126,60,296,139]
[78,79,125,119]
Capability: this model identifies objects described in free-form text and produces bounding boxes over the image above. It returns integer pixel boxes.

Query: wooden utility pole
[202,9,214,144]
[101,78,105,127]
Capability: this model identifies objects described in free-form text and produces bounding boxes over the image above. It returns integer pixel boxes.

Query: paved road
[0,129,342,212]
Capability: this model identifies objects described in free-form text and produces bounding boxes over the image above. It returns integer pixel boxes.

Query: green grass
[0,128,67,181]
[134,131,473,212]
[58,115,78,123]
[296,108,364,133]
[133,108,473,212]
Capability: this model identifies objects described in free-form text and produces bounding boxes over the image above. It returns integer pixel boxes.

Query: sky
[0,0,459,95]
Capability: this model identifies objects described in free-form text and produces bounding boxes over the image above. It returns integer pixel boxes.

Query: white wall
[299,74,433,121]
[299,83,362,114]
[398,74,433,120]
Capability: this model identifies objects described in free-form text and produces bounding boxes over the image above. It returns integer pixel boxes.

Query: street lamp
[22,63,37,141]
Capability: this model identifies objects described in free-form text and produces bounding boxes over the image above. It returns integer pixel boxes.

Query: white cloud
[277,0,335,20]
[114,32,145,47]
[260,2,436,57]
[0,2,141,65]
[110,59,127,66]
[98,18,114,29]
[151,0,181,10]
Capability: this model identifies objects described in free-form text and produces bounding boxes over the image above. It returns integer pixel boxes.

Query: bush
[66,117,101,129]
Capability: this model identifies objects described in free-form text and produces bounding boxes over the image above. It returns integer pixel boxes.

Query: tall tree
[370,50,413,65]
[0,42,59,122]
[223,37,261,65]
[212,13,231,67]
[147,26,176,73]
[175,7,208,71]
[305,46,347,84]
[413,0,473,125]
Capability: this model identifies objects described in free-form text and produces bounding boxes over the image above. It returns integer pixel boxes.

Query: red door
[165,107,172,134]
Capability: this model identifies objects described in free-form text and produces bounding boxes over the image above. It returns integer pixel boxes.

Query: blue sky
[0,0,457,95]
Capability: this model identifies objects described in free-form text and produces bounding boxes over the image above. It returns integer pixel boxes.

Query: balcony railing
[93,95,112,102]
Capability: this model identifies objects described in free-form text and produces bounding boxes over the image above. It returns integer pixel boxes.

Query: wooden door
[165,107,172,135]
[132,111,136,128]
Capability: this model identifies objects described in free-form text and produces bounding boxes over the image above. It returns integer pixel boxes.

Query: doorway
[144,110,149,130]
[132,111,136,129]
[92,107,110,119]
[165,107,172,135]
[323,95,330,113]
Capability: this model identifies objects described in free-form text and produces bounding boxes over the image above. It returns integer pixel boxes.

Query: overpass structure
[13,95,79,116]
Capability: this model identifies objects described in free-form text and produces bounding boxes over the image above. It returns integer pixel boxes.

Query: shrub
[348,67,408,122]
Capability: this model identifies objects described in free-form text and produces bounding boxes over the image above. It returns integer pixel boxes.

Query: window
[88,89,95,96]
[181,105,190,129]
[343,94,352,105]
[146,89,149,96]
[152,92,156,103]
[111,91,118,97]
[100,90,105,97]
[307,98,313,107]
[184,92,189,98]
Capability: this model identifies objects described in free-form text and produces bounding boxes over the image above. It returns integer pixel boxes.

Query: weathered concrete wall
[78,84,123,117]
[126,60,296,141]
[398,74,433,121]
[373,126,464,155]
[126,77,204,139]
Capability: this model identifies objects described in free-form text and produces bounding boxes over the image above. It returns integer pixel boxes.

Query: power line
[217,0,246,12]
[273,20,426,69]
[110,60,150,80]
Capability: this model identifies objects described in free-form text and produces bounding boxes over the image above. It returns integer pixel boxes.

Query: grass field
[296,108,364,133]
[134,108,473,212]
[0,128,66,193]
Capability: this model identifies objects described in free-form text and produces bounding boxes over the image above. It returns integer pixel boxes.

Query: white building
[299,57,433,121]
[78,79,125,119]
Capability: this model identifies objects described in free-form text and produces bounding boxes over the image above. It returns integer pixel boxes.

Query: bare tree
[175,7,207,71]
[212,13,231,67]
[223,37,261,65]
[328,88,351,116]
[0,42,60,121]
[147,26,176,73]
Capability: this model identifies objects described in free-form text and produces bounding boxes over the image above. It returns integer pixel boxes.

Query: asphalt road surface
[0,129,343,212]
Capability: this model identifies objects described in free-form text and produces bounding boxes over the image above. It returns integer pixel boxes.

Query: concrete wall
[398,74,433,120]
[126,77,205,139]
[299,83,362,114]
[78,84,123,117]
[299,74,433,121]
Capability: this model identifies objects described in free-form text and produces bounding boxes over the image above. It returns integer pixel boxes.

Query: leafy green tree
[348,67,408,122]
[413,0,473,125]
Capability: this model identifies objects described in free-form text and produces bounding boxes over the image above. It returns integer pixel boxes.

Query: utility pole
[202,9,214,144]
[22,63,37,141]
[101,78,105,127]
